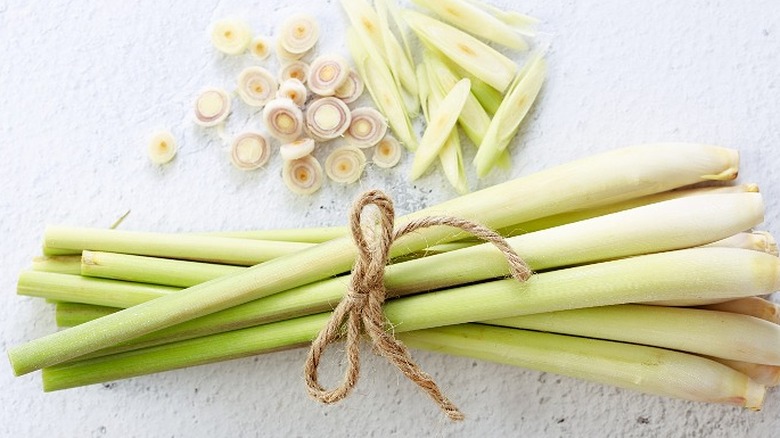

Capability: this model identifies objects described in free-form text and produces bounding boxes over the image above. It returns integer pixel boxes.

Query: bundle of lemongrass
[8,144,780,415]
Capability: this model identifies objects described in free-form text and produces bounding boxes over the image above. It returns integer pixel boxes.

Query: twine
[304,190,532,421]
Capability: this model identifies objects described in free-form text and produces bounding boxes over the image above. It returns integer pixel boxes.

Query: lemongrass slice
[345,107,387,148]
[210,19,252,55]
[307,54,350,96]
[280,61,310,84]
[275,37,305,61]
[229,132,270,170]
[237,67,278,108]
[249,35,271,59]
[305,97,351,141]
[276,79,307,107]
[372,135,403,168]
[325,145,366,184]
[282,155,324,195]
[147,131,177,165]
[262,98,304,141]
[193,88,231,127]
[278,13,320,55]
[334,69,364,103]
[280,138,315,161]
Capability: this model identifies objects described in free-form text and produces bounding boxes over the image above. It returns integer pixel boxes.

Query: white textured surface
[1,0,779,436]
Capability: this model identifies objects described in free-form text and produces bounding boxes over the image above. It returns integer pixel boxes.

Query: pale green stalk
[703,231,777,255]
[202,226,347,243]
[698,297,780,325]
[56,303,119,328]
[31,256,82,275]
[374,0,419,114]
[461,0,538,32]
[708,357,780,387]
[7,144,740,375]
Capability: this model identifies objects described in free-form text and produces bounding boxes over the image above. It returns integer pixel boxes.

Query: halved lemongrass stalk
[262,98,304,141]
[193,88,231,127]
[43,247,780,391]
[468,74,502,115]
[709,357,780,387]
[487,304,780,365]
[307,55,351,97]
[704,231,778,255]
[399,325,764,409]
[282,155,324,195]
[333,69,364,103]
[375,0,414,61]
[32,255,82,275]
[305,97,351,140]
[698,297,780,325]
[210,18,252,55]
[347,28,417,150]
[410,79,471,180]
[249,35,271,59]
[372,135,403,168]
[236,67,278,108]
[276,79,307,107]
[416,63,430,120]
[412,0,530,50]
[474,53,546,177]
[229,132,271,170]
[403,9,517,92]
[275,37,305,61]
[437,131,469,194]
[345,107,387,148]
[340,0,385,56]
[324,145,366,184]
[8,144,740,375]
[278,13,320,56]
[147,131,177,165]
[373,0,419,116]
[279,138,315,161]
[462,0,538,32]
[279,61,310,84]
[56,303,119,328]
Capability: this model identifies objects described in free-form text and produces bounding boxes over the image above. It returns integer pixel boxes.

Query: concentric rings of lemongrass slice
[229,132,271,170]
[278,13,320,55]
[279,60,310,84]
[193,88,231,127]
[305,97,352,141]
[334,69,364,103]
[345,107,387,148]
[280,138,316,161]
[147,131,177,165]
[275,37,305,62]
[249,35,271,59]
[210,18,252,55]
[282,154,324,195]
[237,66,278,107]
[307,54,350,96]
[371,135,402,168]
[276,79,307,107]
[263,98,304,141]
[325,145,366,184]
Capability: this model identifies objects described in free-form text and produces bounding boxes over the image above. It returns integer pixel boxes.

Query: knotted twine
[304,190,532,421]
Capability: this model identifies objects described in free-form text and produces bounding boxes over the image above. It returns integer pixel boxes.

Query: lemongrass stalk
[698,297,780,325]
[201,226,348,243]
[31,255,82,275]
[708,357,780,387]
[487,304,780,365]
[399,325,763,409]
[7,144,740,375]
[461,0,538,33]
[56,303,119,328]
[374,0,418,110]
[469,74,502,114]
[703,231,777,255]
[375,0,415,63]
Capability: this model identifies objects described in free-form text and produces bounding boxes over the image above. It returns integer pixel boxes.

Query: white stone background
[1,0,779,436]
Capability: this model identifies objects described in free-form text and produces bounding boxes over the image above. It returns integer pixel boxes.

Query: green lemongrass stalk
[487,304,780,365]
[403,9,518,92]
[31,256,82,275]
[398,325,764,409]
[374,0,419,113]
[709,357,780,387]
[474,53,546,177]
[202,226,347,243]
[412,0,530,50]
[56,303,119,328]
[703,231,778,255]
[467,73,502,114]
[461,0,538,32]
[698,297,780,325]
[7,144,740,375]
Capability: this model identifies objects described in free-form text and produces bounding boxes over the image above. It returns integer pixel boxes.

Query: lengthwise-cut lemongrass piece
[8,144,740,375]
[399,325,764,409]
[462,0,538,32]
[410,79,471,180]
[699,297,780,325]
[41,248,780,391]
[403,9,517,92]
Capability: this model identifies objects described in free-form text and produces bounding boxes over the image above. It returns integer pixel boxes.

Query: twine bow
[304,190,532,421]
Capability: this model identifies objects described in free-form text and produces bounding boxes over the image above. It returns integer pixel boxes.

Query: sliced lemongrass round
[305,97,351,141]
[345,107,387,148]
[372,135,402,168]
[307,54,350,96]
[283,155,324,195]
[280,138,316,161]
[325,145,366,184]
[193,88,231,127]
[278,13,320,55]
[334,69,364,103]
[237,67,278,108]
[279,61,310,84]
[210,19,252,55]
[147,131,177,164]
[275,37,305,61]
[263,98,304,141]
[229,132,270,170]
[249,35,271,59]
[276,79,307,107]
